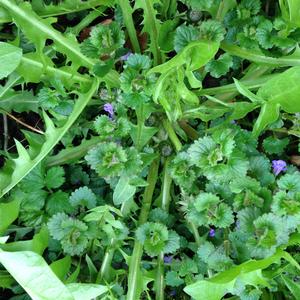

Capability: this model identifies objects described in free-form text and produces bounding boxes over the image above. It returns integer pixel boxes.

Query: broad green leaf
[0,199,20,234]
[228,102,258,121]
[234,79,265,103]
[134,0,161,65]
[257,66,300,113]
[113,176,136,206]
[280,0,300,27]
[0,270,14,288]
[31,0,114,17]
[85,254,98,282]
[0,250,75,300]
[0,0,119,86]
[1,226,48,255]
[158,19,179,52]
[50,256,71,282]
[65,262,81,284]
[0,90,38,113]
[0,80,99,198]
[130,123,158,150]
[67,283,108,300]
[0,1,92,69]
[149,40,219,75]
[281,274,300,298]
[16,52,91,86]
[253,103,280,137]
[0,42,22,79]
[0,236,9,243]
[184,250,287,300]
[0,6,10,22]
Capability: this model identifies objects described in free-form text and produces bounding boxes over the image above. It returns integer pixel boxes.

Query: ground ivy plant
[1,1,300,300]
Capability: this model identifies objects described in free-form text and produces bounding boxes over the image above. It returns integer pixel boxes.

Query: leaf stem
[163,121,202,247]
[3,114,8,152]
[127,159,159,300]
[33,0,113,17]
[162,119,182,152]
[196,74,274,96]
[96,246,114,283]
[221,42,300,66]
[117,0,141,53]
[155,158,172,300]
[70,8,105,36]
[46,136,100,167]
[144,0,162,65]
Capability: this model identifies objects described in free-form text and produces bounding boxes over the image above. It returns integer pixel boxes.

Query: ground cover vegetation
[1,0,300,299]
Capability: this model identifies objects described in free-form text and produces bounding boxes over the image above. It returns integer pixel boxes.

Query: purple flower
[209,228,215,237]
[272,160,287,176]
[104,103,114,119]
[164,256,173,264]
[120,52,132,61]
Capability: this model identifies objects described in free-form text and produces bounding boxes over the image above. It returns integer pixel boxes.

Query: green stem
[127,159,159,300]
[117,0,141,53]
[46,136,100,167]
[20,56,91,84]
[189,220,201,246]
[32,0,112,17]
[161,158,172,211]
[155,158,172,300]
[155,252,165,300]
[144,0,162,65]
[221,42,300,66]
[163,121,202,248]
[136,103,145,151]
[162,119,182,152]
[178,120,199,140]
[70,8,105,36]
[96,246,114,283]
[196,74,274,96]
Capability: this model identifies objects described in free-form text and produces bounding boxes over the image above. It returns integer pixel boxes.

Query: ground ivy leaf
[205,53,233,78]
[263,136,289,154]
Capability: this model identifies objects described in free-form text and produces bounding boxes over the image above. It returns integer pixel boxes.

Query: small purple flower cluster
[104,103,114,119]
[209,228,215,237]
[272,160,287,176]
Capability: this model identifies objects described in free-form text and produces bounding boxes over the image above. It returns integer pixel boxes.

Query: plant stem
[3,114,8,152]
[163,121,202,248]
[162,119,182,152]
[155,158,172,300]
[161,158,172,211]
[96,246,114,283]
[178,120,199,140]
[46,136,100,167]
[155,252,165,300]
[118,0,141,54]
[196,74,274,96]
[144,0,162,65]
[127,159,159,300]
[70,8,105,36]
[33,0,112,17]
[20,56,92,84]
[221,42,300,66]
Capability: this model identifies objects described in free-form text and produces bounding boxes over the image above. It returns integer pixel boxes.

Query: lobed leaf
[0,80,99,198]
